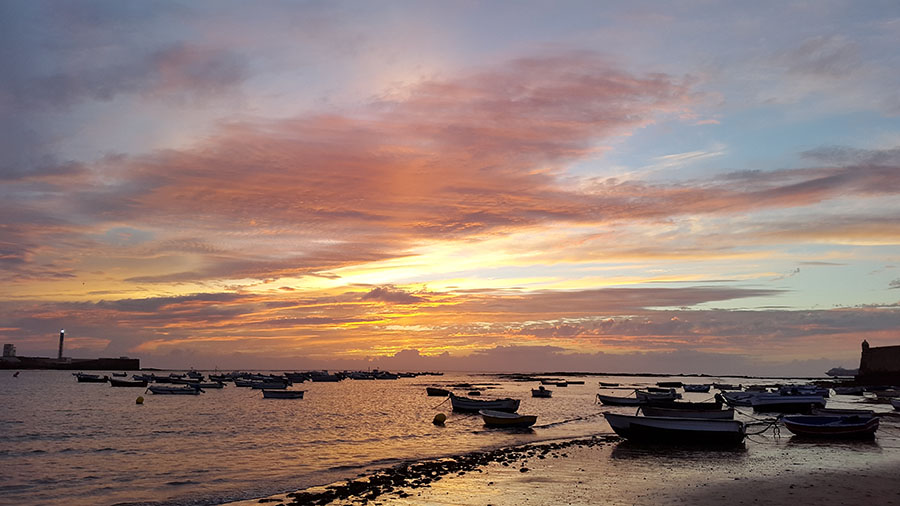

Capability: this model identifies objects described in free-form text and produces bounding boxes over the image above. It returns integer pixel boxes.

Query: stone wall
[857,340,900,384]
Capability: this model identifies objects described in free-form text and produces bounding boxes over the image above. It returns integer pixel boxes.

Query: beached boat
[250,381,288,389]
[640,405,735,419]
[567,380,585,385]
[449,394,520,413]
[635,389,680,402]
[597,393,643,406]
[782,415,879,438]
[146,385,202,395]
[112,372,127,377]
[109,377,148,387]
[713,383,742,390]
[479,409,537,428]
[194,381,225,389]
[682,384,711,393]
[426,387,450,396]
[556,382,568,387]
[720,391,757,406]
[74,372,107,383]
[604,413,745,445]
[892,398,900,410]
[598,381,619,387]
[750,394,825,413]
[262,389,305,399]
[811,407,876,417]
[656,381,683,388]
[532,386,552,398]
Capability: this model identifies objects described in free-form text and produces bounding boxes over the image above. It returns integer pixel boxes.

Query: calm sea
[0,370,892,506]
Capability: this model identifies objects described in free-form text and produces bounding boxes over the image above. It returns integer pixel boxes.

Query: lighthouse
[58,329,65,359]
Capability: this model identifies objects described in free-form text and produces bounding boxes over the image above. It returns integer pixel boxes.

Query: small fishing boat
[782,415,879,438]
[640,405,735,419]
[647,396,724,410]
[540,379,559,385]
[811,407,876,417]
[656,381,683,388]
[74,372,107,383]
[112,372,128,377]
[604,413,745,445]
[479,409,537,428]
[567,380,585,385]
[147,385,203,395]
[750,394,825,414]
[720,391,757,406]
[109,377,148,387]
[194,381,225,389]
[250,381,288,389]
[556,382,568,387]
[262,389,304,399]
[713,383,742,390]
[635,389,680,402]
[426,387,450,396]
[891,398,900,410]
[683,384,711,393]
[597,393,643,406]
[449,394,520,413]
[467,390,482,396]
[532,386,552,398]
[598,381,619,387]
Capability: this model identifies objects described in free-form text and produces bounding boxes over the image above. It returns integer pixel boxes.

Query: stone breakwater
[262,435,621,505]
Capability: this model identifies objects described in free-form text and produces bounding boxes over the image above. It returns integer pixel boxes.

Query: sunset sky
[3,1,900,375]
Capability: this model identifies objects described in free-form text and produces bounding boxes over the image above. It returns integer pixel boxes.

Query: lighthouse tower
[58,329,65,359]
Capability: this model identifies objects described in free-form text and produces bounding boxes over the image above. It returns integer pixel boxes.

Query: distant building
[856,340,900,384]
[3,344,15,357]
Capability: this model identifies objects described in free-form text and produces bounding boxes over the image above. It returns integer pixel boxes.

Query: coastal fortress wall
[857,340,900,384]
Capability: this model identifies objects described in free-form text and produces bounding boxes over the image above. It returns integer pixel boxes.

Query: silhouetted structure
[856,340,900,385]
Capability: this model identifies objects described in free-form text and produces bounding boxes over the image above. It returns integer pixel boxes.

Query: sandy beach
[226,414,900,506]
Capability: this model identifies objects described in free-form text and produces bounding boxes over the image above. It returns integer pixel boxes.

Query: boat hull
[597,394,643,406]
[604,413,745,445]
[147,386,201,395]
[109,378,148,387]
[262,389,304,399]
[782,415,879,438]
[531,388,552,398]
[449,395,520,413]
[479,410,537,428]
[750,395,825,414]
[641,406,735,419]
[426,387,450,396]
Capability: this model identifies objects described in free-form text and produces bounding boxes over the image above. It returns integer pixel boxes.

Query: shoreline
[224,417,900,506]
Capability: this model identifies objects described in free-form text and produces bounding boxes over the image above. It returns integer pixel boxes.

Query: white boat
[750,394,825,413]
[479,409,537,428]
[449,394,520,413]
[531,386,552,398]
[604,413,745,445]
[640,405,735,419]
[597,393,643,406]
[262,389,304,399]
[146,385,202,395]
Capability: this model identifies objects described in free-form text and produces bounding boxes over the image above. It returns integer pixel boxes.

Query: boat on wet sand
[892,398,900,410]
[532,386,552,398]
[682,384,711,393]
[147,385,203,395]
[426,387,450,396]
[262,389,304,399]
[597,393,643,406]
[604,413,746,445]
[782,414,879,438]
[74,372,107,383]
[750,394,826,413]
[640,405,735,419]
[479,409,537,428]
[449,394,520,413]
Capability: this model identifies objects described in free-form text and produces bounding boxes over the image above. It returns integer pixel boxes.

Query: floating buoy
[136,396,144,405]
[432,413,446,425]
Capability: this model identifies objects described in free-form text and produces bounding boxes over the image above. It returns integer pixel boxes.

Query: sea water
[0,371,892,505]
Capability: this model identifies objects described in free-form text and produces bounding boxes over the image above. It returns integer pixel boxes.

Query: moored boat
[74,372,107,383]
[479,409,537,428]
[449,394,519,413]
[640,405,735,419]
[147,385,203,395]
[109,377,148,387]
[599,381,619,387]
[750,394,825,413]
[262,389,305,399]
[635,389,680,402]
[683,384,711,393]
[604,413,745,445]
[426,387,450,396]
[597,393,643,406]
[532,386,552,398]
[782,415,879,438]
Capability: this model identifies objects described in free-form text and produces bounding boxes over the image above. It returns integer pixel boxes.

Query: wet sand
[227,415,900,506]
